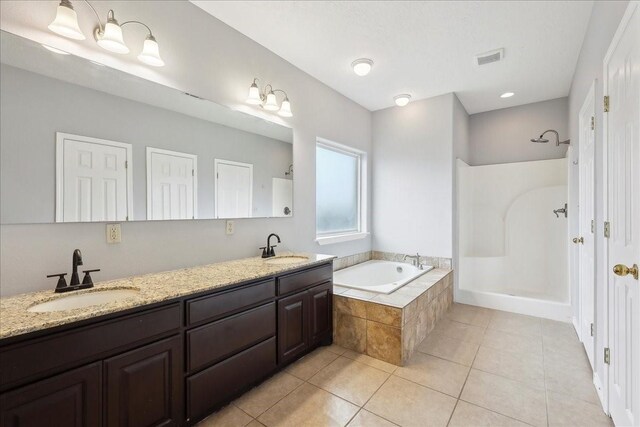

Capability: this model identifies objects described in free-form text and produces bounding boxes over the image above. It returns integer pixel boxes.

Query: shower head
[531,130,570,146]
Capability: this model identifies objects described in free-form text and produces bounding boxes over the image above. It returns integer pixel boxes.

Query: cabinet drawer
[187,303,275,372]
[277,263,332,296]
[187,337,276,423]
[0,304,180,391]
[186,279,275,326]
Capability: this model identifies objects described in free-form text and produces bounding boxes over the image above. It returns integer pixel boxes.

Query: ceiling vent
[475,48,504,66]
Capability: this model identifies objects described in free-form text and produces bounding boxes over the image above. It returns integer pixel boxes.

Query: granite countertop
[0,253,335,340]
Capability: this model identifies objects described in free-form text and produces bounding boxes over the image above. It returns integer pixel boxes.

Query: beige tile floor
[198,303,613,427]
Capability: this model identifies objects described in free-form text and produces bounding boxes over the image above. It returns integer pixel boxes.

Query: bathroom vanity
[0,255,334,426]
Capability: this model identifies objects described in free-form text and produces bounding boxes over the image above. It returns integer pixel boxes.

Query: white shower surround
[456,158,571,321]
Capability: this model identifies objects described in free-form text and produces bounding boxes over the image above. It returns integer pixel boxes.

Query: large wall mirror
[0,31,293,224]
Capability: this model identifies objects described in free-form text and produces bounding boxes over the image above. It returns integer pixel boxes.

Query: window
[316,138,368,244]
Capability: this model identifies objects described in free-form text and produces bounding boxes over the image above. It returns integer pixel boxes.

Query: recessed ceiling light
[394,94,411,107]
[500,92,515,98]
[42,44,70,55]
[351,58,373,76]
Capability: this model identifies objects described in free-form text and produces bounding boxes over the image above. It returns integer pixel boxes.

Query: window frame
[315,137,368,245]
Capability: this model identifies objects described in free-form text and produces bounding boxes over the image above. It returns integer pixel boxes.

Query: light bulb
[351,58,373,76]
[246,81,262,105]
[263,91,279,111]
[48,1,85,40]
[138,35,164,67]
[97,14,129,54]
[394,94,411,107]
[278,98,293,117]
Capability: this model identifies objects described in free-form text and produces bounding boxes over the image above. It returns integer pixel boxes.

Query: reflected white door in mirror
[55,133,133,222]
[146,148,197,220]
[215,159,253,219]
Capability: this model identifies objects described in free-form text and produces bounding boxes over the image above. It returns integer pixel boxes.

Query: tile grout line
[445,320,485,427]
[541,326,550,427]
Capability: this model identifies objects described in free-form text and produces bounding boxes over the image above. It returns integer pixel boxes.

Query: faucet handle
[270,245,277,256]
[47,273,68,291]
[260,246,268,258]
[82,269,100,286]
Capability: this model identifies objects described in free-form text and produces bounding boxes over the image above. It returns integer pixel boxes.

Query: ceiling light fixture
[48,0,165,66]
[42,44,70,55]
[500,92,514,98]
[394,94,411,107]
[351,58,373,76]
[246,78,293,117]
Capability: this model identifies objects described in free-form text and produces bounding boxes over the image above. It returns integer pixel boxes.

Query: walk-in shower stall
[456,158,570,321]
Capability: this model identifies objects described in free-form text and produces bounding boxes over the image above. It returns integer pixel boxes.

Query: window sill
[315,232,369,246]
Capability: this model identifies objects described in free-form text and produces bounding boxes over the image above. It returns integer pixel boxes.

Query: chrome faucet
[261,233,281,258]
[403,253,421,267]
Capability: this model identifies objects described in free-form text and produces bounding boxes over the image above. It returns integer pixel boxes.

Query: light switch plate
[225,220,235,235]
[106,223,122,243]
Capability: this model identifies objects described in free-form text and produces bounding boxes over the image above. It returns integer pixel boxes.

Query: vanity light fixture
[246,78,293,117]
[500,92,515,98]
[48,0,165,66]
[351,58,373,76]
[394,94,411,107]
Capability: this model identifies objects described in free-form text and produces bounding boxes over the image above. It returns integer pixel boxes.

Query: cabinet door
[0,362,101,427]
[308,281,333,346]
[105,336,182,427]
[277,291,308,364]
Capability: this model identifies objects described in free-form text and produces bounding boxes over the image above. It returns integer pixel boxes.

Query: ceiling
[191,1,593,114]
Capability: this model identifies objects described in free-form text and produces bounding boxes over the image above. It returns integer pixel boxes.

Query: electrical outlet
[225,220,235,235]
[106,223,122,243]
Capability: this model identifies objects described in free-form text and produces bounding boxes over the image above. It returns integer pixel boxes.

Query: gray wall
[452,95,470,290]
[567,0,629,400]
[469,97,569,166]
[1,64,293,223]
[0,1,372,297]
[372,93,457,258]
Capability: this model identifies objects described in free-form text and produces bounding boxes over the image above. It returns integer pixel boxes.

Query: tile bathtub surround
[198,304,609,427]
[333,269,454,365]
[372,251,452,269]
[333,251,373,271]
[0,252,335,339]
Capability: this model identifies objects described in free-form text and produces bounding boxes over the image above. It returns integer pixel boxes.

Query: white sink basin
[28,289,140,313]
[264,256,309,265]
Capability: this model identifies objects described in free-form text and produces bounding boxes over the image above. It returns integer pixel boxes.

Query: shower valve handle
[572,237,584,244]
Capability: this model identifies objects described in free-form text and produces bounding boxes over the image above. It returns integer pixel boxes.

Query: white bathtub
[333,260,433,294]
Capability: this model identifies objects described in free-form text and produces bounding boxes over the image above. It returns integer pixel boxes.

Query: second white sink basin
[264,256,309,265]
[28,289,140,313]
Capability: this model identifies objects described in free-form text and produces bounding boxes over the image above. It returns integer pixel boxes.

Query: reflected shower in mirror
[0,31,293,224]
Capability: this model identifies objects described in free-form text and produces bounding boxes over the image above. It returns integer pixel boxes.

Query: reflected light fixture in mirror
[394,94,411,107]
[500,92,515,98]
[48,0,164,66]
[246,78,293,117]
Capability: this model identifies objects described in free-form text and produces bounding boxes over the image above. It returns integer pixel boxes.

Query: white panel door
[578,82,596,368]
[56,133,131,222]
[215,159,252,218]
[147,148,197,220]
[605,3,639,426]
[272,177,293,217]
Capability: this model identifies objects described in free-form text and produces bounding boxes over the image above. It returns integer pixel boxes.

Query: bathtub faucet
[403,253,421,268]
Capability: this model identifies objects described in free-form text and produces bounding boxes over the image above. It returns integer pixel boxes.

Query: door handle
[613,264,638,280]
[572,237,584,244]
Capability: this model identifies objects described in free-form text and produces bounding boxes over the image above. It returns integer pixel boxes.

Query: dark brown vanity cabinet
[0,261,333,426]
[0,362,102,427]
[104,336,182,427]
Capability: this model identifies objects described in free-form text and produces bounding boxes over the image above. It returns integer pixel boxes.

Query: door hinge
[604,221,610,238]
[591,219,595,233]
[126,215,129,221]
[590,323,594,336]
[604,347,610,365]
[125,160,128,169]
[604,96,609,112]
[590,116,595,130]
[192,169,194,177]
